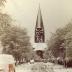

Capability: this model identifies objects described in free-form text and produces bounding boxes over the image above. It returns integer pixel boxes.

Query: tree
[0,0,11,37]
[0,0,33,64]
[46,22,72,58]
[64,30,72,58]
[1,26,33,63]
[0,0,6,7]
[0,13,11,34]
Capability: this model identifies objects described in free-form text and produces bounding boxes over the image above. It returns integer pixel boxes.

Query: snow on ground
[16,62,72,72]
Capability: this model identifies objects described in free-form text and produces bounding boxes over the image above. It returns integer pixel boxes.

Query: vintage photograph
[0,0,72,72]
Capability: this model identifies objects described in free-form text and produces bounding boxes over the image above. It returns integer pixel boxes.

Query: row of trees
[0,0,33,64]
[1,26,33,63]
[46,22,72,63]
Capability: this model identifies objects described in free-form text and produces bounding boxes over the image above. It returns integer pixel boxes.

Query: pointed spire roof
[36,5,44,28]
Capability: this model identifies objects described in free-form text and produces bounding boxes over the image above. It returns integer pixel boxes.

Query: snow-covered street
[16,62,72,72]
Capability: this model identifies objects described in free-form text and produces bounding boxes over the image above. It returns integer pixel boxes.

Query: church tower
[35,6,45,43]
[33,6,47,60]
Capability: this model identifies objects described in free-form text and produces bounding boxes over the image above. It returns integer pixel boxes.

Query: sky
[4,0,72,43]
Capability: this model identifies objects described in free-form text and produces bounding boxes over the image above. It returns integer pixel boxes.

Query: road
[16,62,72,72]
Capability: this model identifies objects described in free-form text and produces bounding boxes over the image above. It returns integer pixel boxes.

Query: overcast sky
[4,0,72,43]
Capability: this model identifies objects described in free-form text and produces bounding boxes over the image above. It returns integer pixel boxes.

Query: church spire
[35,5,45,43]
[36,5,44,28]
